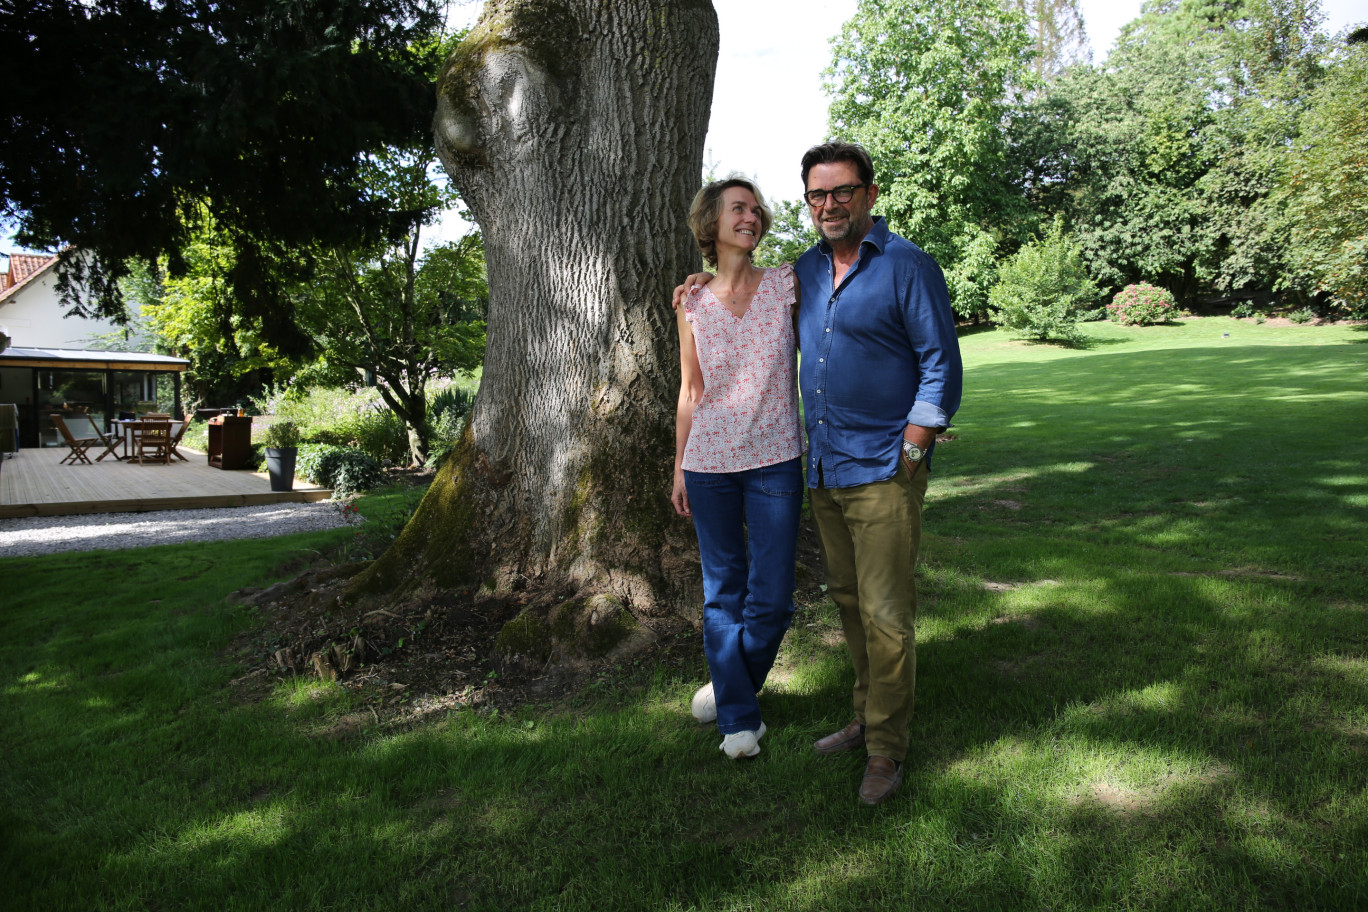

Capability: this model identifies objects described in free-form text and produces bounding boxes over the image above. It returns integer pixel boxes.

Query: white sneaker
[719,722,767,760]
[691,682,716,723]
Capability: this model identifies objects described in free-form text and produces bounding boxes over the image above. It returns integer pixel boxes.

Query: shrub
[296,444,386,496]
[426,385,476,468]
[1287,306,1316,324]
[1107,283,1178,325]
[260,419,301,449]
[253,384,408,464]
[988,220,1100,344]
[345,409,409,465]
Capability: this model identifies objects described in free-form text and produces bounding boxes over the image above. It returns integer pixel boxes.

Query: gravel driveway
[0,501,365,559]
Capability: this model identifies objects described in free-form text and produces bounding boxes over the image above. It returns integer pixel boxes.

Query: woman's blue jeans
[684,457,803,734]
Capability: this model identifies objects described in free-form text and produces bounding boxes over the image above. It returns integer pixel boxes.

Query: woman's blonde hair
[687,175,773,268]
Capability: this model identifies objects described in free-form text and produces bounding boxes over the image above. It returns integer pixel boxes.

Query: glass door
[36,369,107,446]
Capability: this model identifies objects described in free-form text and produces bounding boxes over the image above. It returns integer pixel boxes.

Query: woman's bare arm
[672,301,705,516]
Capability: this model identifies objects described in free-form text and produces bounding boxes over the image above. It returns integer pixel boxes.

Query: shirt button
[819,358,824,362]
[818,420,824,424]
[825,328,831,333]
[816,389,821,394]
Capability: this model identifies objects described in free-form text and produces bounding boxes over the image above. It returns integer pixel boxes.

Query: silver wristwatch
[901,440,925,464]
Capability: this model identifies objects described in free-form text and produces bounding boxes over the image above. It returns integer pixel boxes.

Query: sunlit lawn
[2,317,1366,910]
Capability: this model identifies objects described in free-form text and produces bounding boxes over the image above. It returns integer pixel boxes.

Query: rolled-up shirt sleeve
[907,400,950,430]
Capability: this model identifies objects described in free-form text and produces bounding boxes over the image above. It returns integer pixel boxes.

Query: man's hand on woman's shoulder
[670,272,716,310]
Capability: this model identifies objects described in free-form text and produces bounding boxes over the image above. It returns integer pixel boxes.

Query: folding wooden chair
[134,419,173,465]
[51,414,99,465]
[166,420,190,461]
[86,418,125,461]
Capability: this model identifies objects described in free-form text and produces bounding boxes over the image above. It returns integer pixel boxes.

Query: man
[673,141,962,804]
[795,141,961,805]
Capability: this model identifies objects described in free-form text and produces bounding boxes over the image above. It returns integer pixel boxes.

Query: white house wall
[0,264,147,350]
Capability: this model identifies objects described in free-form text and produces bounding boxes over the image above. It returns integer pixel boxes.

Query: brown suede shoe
[859,756,903,806]
[813,720,865,756]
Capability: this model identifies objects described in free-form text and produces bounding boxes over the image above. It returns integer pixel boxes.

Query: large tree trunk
[350,0,718,669]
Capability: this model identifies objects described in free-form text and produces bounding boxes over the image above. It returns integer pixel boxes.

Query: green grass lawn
[2,318,1366,910]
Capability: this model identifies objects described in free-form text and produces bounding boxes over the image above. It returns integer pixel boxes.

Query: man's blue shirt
[794,217,963,489]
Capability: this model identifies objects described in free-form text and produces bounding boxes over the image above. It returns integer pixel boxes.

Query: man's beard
[818,210,859,242]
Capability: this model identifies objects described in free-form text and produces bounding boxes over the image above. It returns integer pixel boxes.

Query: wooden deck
[0,447,332,518]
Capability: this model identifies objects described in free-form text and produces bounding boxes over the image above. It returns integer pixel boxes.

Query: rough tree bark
[349,0,719,669]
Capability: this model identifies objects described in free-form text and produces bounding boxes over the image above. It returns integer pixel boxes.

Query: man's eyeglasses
[804,183,867,207]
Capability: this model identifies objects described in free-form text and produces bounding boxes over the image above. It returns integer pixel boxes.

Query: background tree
[130,149,488,454]
[1278,36,1368,316]
[753,199,819,268]
[0,0,441,348]
[825,0,1036,320]
[295,150,488,465]
[1010,0,1329,306]
[130,228,297,409]
[1054,1,1226,299]
[1006,0,1091,85]
[349,0,719,667]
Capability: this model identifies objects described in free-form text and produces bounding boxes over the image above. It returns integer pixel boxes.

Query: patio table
[111,419,160,461]
[111,419,187,463]
[108,419,137,460]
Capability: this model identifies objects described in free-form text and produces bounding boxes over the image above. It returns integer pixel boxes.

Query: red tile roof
[0,252,59,298]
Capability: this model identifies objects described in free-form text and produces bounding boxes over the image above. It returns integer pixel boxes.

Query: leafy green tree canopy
[1006,0,1091,85]
[134,148,488,463]
[1279,39,1368,315]
[825,0,1036,320]
[1010,0,1329,305]
[293,151,488,464]
[0,0,443,348]
[133,224,298,409]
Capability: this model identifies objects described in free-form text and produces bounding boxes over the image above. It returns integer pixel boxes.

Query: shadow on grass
[955,322,999,339]
[935,341,1368,590]
[7,543,1367,909]
[5,339,1368,909]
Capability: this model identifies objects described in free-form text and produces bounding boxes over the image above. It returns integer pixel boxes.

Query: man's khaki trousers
[810,460,928,762]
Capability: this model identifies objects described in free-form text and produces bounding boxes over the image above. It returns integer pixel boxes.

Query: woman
[672,176,804,759]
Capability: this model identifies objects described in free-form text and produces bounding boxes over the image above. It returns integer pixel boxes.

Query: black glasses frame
[804,183,867,207]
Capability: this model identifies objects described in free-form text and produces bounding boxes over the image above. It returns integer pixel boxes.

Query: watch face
[903,441,923,461]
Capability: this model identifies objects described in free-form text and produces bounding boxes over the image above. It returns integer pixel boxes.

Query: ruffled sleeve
[683,282,707,324]
[776,263,796,290]
[776,264,798,318]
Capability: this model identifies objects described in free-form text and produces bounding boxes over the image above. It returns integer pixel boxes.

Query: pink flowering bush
[1107,283,1178,325]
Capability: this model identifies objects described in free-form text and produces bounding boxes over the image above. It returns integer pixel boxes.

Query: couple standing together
[670,141,963,805]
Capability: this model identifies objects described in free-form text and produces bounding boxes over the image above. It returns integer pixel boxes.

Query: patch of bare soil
[1170,567,1303,582]
[224,499,829,727]
[983,580,1059,593]
[1071,766,1231,818]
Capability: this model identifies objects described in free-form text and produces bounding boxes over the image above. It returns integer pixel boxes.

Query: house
[0,251,188,449]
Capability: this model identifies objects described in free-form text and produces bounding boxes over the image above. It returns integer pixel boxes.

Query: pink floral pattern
[682,265,804,473]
